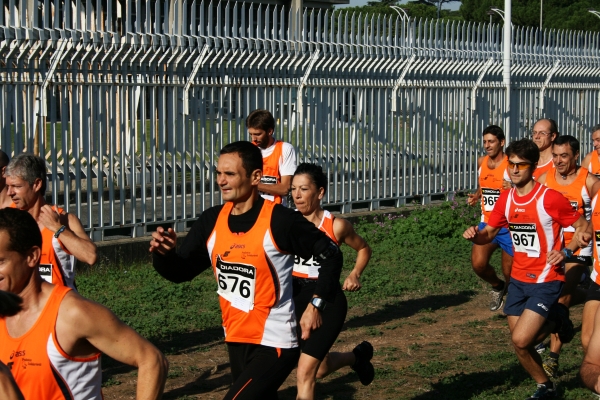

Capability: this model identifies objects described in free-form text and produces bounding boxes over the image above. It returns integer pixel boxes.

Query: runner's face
[0,230,38,294]
[482,134,504,158]
[593,130,600,153]
[552,143,578,176]
[291,174,325,216]
[248,127,274,149]
[6,176,41,210]
[532,120,556,152]
[216,153,260,203]
[507,155,535,186]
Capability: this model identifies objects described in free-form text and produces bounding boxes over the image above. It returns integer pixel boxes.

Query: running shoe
[525,383,557,399]
[489,283,507,311]
[351,341,374,386]
[535,342,547,354]
[555,304,575,344]
[543,356,559,378]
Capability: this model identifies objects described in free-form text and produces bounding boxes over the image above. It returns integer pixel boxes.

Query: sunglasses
[507,161,533,170]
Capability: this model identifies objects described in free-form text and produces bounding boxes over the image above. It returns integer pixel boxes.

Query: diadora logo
[39,266,51,273]
[230,243,245,250]
[537,303,548,311]
[514,208,525,212]
[10,350,25,360]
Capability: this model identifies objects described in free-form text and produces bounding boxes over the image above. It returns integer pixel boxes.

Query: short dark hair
[482,125,505,142]
[220,141,263,177]
[0,291,22,317]
[0,150,9,169]
[293,163,328,194]
[0,208,42,256]
[535,118,560,137]
[5,154,47,193]
[506,138,540,165]
[246,109,275,133]
[553,135,580,155]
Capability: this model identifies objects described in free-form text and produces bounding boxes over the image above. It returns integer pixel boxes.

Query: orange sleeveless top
[478,155,509,223]
[533,158,554,180]
[260,141,284,204]
[589,153,600,178]
[293,210,339,278]
[206,200,297,348]
[0,285,102,399]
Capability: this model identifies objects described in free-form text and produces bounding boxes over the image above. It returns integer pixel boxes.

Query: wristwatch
[310,297,326,312]
[562,248,574,259]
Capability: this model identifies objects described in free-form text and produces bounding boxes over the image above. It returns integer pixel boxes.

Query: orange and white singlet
[260,141,284,204]
[207,200,297,348]
[533,158,554,180]
[478,155,510,223]
[293,210,339,279]
[10,204,76,289]
[588,153,600,178]
[0,285,102,400]
[489,183,579,283]
[590,194,600,284]
[545,167,592,256]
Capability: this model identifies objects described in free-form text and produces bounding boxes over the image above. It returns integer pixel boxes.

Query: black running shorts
[586,281,600,302]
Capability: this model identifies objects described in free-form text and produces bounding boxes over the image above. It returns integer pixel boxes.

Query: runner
[0,207,168,400]
[0,291,24,400]
[532,118,560,180]
[4,154,97,288]
[0,150,12,208]
[536,135,600,377]
[466,125,513,311]
[582,192,600,356]
[291,163,374,398]
[581,124,600,178]
[247,109,297,206]
[463,138,590,399]
[150,141,344,400]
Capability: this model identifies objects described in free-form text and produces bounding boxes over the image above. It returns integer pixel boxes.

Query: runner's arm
[582,151,593,172]
[257,174,292,197]
[467,156,485,206]
[588,174,600,199]
[0,362,23,400]
[333,217,372,291]
[581,305,600,394]
[571,215,592,249]
[38,206,98,265]
[59,295,168,400]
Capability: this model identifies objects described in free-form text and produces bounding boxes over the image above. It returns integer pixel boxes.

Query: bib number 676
[219,273,252,298]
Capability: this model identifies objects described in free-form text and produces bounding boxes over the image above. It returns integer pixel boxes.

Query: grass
[77,196,595,399]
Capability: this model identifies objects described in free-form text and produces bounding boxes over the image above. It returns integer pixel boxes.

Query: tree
[409,0,462,19]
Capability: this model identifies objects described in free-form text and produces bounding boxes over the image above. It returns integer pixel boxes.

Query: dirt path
[101,292,584,399]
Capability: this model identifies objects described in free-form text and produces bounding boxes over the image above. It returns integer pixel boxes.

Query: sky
[337,0,462,10]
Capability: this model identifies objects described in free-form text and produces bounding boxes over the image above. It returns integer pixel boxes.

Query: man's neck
[514,180,537,197]
[488,152,505,165]
[230,192,261,215]
[539,147,553,163]
[554,164,579,183]
[25,196,47,221]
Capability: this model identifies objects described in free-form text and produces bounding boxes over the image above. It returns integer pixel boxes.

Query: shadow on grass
[162,362,232,399]
[277,372,359,400]
[344,290,476,329]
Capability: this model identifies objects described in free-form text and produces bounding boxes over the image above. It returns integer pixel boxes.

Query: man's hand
[38,205,63,232]
[466,193,480,206]
[149,227,177,255]
[502,180,513,190]
[342,271,361,292]
[299,303,322,340]
[462,225,479,241]
[576,230,592,248]
[547,250,565,266]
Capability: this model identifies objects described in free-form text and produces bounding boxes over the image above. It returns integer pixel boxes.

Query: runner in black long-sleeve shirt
[150,141,343,400]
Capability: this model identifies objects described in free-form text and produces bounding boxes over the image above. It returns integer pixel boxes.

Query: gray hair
[592,124,600,134]
[5,154,47,193]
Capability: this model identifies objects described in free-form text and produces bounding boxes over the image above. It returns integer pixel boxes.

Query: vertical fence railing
[1,0,600,240]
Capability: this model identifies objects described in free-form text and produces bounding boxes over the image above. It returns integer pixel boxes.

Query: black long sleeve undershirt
[152,197,342,302]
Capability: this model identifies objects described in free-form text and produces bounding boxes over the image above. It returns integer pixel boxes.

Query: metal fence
[2,1,600,241]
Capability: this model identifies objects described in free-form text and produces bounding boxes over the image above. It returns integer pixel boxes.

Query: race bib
[564,201,579,233]
[215,256,256,312]
[261,176,277,185]
[39,264,52,283]
[482,188,500,212]
[294,255,320,278]
[509,223,540,257]
[595,230,600,257]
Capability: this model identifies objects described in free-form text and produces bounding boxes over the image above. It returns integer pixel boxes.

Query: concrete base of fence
[79,193,468,271]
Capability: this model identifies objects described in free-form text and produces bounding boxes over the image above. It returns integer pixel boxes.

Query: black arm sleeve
[271,206,343,303]
[152,206,222,283]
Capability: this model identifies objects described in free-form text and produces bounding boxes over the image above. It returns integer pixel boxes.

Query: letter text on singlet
[596,231,600,256]
[294,255,321,278]
[261,176,277,185]
[481,188,501,212]
[39,263,53,283]
[563,201,579,233]
[509,223,540,257]
[215,255,256,313]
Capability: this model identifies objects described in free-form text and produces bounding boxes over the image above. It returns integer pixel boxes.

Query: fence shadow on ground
[344,290,476,330]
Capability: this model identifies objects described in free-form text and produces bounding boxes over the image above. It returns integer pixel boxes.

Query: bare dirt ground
[101,292,585,400]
